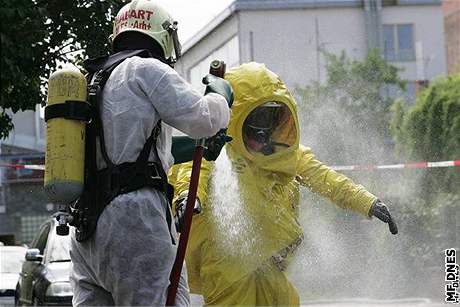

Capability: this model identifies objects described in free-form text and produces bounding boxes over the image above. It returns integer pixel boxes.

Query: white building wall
[177,3,446,93]
[2,106,45,153]
[189,36,239,91]
[175,14,239,82]
[238,8,367,88]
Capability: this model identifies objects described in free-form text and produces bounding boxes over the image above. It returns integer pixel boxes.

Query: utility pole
[315,17,320,84]
[0,145,4,215]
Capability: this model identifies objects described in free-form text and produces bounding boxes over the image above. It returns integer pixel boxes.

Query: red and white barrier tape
[0,160,459,172]
[0,163,45,171]
[331,160,460,171]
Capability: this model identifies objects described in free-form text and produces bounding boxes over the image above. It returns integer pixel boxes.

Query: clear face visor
[242,102,297,155]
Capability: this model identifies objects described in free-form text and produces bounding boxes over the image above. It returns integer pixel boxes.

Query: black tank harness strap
[44,101,92,123]
[93,120,175,244]
[97,124,161,204]
[71,50,175,243]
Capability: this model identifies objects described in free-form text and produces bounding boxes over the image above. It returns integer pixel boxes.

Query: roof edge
[234,0,441,9]
[234,0,361,10]
[397,0,441,5]
[182,2,237,54]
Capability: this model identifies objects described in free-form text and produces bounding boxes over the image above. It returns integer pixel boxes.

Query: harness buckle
[146,162,162,180]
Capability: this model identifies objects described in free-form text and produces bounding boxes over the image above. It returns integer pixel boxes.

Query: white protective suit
[70,56,230,306]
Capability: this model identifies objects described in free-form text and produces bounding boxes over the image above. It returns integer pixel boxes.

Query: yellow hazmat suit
[172,62,377,306]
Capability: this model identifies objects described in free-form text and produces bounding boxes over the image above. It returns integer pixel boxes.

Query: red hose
[167,60,226,306]
[166,145,204,306]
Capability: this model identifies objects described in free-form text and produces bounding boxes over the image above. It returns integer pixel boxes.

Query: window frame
[383,23,415,62]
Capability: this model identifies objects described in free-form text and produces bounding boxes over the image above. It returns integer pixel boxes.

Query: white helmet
[112,0,181,62]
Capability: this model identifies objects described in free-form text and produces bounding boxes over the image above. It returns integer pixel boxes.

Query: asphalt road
[0,296,14,307]
[190,295,449,306]
[1,294,450,306]
[299,298,448,307]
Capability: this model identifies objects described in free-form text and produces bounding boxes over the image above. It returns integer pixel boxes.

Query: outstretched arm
[296,145,397,234]
[296,145,376,216]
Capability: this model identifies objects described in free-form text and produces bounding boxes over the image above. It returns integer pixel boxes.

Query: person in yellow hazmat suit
[171,62,398,306]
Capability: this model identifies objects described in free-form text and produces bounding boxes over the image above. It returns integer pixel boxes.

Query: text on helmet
[115,10,155,35]
[116,9,155,23]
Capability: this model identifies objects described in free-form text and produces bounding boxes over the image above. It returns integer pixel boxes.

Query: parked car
[15,219,72,306]
[0,245,27,306]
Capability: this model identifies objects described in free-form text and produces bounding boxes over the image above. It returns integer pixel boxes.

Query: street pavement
[190,295,449,306]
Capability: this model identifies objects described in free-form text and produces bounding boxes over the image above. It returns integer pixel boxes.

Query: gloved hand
[204,129,233,161]
[202,74,234,107]
[369,199,398,235]
[175,198,202,233]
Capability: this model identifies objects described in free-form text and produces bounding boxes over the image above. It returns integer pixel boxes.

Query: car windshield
[47,231,71,263]
[0,248,26,273]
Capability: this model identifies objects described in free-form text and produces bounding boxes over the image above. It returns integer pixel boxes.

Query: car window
[0,248,27,273]
[30,223,51,254]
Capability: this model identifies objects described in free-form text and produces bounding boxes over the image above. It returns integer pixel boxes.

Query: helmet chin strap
[162,20,182,66]
[170,21,182,59]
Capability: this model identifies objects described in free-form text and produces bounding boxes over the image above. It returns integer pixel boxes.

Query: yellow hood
[225,62,300,177]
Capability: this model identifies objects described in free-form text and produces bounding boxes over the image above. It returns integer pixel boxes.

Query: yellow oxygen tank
[44,64,87,204]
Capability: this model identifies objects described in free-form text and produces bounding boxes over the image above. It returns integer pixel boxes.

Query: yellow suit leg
[202,262,299,306]
[254,264,300,306]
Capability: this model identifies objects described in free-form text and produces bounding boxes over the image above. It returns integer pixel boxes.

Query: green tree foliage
[317,49,405,136]
[296,49,405,164]
[0,0,124,139]
[392,75,460,194]
[389,98,405,154]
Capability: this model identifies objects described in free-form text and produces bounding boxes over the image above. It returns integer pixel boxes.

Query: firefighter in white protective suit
[69,1,232,306]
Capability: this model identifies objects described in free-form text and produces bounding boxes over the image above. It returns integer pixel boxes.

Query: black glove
[204,129,233,161]
[369,199,398,235]
[175,198,202,233]
[202,74,234,107]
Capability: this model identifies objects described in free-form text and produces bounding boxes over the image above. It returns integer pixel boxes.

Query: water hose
[167,60,227,306]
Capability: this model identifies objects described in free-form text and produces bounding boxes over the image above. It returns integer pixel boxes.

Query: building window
[383,24,415,62]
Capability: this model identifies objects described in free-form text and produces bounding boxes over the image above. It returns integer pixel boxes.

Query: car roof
[0,245,27,252]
